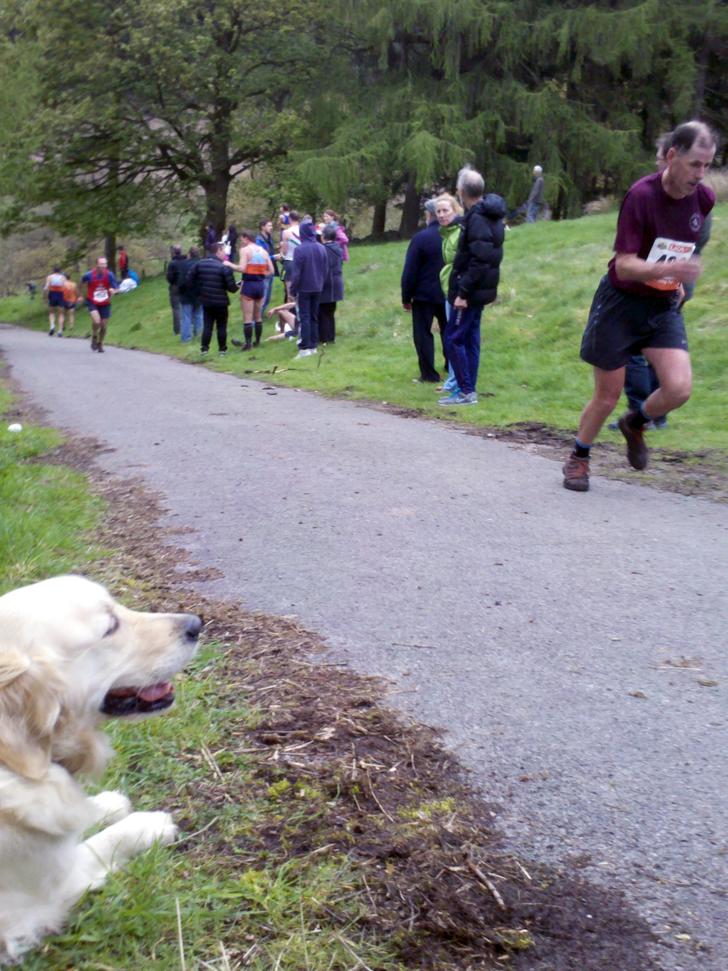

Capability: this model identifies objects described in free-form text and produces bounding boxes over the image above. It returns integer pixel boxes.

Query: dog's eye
[104,615,120,638]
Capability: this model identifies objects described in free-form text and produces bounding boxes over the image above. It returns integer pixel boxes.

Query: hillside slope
[1,208,726,451]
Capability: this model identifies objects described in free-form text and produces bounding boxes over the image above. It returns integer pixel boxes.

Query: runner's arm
[614,252,702,285]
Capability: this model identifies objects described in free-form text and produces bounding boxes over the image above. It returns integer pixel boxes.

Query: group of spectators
[166,208,348,358]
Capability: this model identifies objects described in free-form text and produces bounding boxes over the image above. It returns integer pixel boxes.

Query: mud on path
[379,408,728,503]
[5,378,665,970]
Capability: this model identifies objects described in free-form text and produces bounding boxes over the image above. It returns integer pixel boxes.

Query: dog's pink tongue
[138,681,173,702]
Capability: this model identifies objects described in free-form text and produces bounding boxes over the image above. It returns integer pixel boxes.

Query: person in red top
[81,256,120,353]
[563,121,717,492]
[118,246,129,279]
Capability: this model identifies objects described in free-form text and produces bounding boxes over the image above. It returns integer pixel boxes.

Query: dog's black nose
[184,615,203,640]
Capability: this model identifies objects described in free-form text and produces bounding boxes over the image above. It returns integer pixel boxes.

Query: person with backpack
[81,256,120,353]
[177,246,204,343]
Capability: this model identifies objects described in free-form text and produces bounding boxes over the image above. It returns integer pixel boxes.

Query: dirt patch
[3,368,666,969]
[365,405,728,503]
[488,422,728,503]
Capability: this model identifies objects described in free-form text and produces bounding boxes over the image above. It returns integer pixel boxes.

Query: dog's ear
[0,649,63,780]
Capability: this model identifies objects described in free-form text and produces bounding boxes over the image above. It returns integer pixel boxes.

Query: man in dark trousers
[401,199,446,383]
[165,245,186,336]
[186,242,239,356]
[287,221,328,358]
[439,166,506,406]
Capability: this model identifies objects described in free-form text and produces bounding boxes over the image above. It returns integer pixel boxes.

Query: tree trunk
[104,234,117,275]
[371,200,387,238]
[399,178,421,238]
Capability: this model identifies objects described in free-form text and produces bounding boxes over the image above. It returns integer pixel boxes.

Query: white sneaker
[294,349,313,359]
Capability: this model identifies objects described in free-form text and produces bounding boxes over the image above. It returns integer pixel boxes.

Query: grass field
[1,206,726,452]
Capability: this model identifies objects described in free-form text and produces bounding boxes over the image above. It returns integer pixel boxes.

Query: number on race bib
[645,237,695,292]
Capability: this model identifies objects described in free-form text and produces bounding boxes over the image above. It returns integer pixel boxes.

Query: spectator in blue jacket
[400,199,447,383]
[287,221,328,358]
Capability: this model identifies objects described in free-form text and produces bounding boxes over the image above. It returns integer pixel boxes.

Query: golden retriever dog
[0,575,202,965]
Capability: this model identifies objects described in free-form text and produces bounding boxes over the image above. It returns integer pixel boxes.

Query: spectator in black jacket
[186,243,239,355]
[319,225,344,343]
[439,166,506,406]
[401,199,447,383]
[165,245,185,336]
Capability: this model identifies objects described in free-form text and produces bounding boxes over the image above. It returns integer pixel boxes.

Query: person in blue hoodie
[287,220,328,358]
[439,166,506,406]
[400,199,447,383]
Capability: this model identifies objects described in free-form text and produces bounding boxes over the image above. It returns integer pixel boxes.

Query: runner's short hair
[240,229,255,241]
[670,121,718,155]
[456,165,485,200]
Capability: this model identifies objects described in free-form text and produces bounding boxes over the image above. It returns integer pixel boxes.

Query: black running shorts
[580,276,688,371]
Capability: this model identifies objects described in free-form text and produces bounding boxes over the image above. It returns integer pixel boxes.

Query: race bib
[93,286,109,302]
[645,237,695,292]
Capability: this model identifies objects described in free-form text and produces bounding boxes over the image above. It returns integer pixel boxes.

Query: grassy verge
[1,206,726,454]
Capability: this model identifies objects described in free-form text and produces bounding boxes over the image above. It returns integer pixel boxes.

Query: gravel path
[2,325,727,970]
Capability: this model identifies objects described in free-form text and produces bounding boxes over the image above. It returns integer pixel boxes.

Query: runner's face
[436,201,455,226]
[664,143,715,198]
[97,258,107,270]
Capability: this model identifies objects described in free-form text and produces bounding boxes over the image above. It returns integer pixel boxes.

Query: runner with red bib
[81,257,119,353]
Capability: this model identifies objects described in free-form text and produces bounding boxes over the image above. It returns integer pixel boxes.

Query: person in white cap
[526,165,545,223]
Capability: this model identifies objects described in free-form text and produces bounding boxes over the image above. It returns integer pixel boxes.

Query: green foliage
[305,0,727,219]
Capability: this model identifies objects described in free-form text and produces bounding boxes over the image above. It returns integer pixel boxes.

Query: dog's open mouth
[101,682,175,716]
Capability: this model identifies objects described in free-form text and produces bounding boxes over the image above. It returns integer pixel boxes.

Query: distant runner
[62,276,80,334]
[81,256,119,353]
[563,120,717,492]
[42,267,67,336]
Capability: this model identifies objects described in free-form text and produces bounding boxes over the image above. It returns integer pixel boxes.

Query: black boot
[254,322,262,346]
[242,322,253,350]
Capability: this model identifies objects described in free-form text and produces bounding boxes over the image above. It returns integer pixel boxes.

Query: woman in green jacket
[435,193,464,396]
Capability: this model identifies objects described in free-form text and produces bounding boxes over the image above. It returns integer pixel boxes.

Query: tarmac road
[2,325,727,970]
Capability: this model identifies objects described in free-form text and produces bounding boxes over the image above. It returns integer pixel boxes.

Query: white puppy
[0,575,202,965]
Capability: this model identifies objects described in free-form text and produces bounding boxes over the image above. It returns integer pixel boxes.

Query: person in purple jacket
[563,121,717,492]
[287,221,328,358]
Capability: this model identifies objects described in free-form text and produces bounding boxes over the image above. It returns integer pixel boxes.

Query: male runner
[563,121,716,492]
[81,256,119,353]
[42,267,67,336]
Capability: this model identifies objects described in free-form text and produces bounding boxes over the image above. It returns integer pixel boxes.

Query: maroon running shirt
[608,171,714,298]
